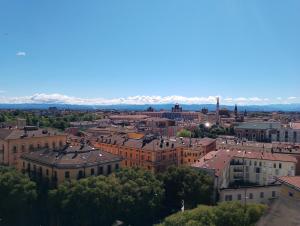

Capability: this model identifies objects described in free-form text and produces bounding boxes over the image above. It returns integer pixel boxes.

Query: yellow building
[19,144,122,185]
[0,126,67,167]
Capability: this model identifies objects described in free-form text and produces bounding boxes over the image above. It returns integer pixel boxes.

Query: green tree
[158,202,266,226]
[49,176,121,226]
[49,168,164,226]
[115,168,165,225]
[159,166,213,215]
[0,167,37,226]
[177,129,192,138]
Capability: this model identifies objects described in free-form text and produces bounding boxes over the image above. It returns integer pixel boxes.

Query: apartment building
[0,126,67,167]
[192,149,297,203]
[235,122,300,143]
[92,134,215,173]
[19,144,122,185]
[182,137,216,165]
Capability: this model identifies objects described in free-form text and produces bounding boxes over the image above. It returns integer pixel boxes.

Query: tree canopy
[49,168,165,226]
[158,202,267,226]
[177,129,192,138]
[158,166,213,215]
[0,167,37,226]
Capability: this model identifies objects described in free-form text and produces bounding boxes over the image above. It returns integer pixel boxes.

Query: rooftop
[192,149,297,177]
[278,176,300,191]
[96,134,216,152]
[235,122,281,130]
[21,145,122,169]
[0,128,65,140]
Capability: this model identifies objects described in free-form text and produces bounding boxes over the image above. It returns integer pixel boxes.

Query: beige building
[19,144,122,185]
[0,127,67,167]
[219,184,281,204]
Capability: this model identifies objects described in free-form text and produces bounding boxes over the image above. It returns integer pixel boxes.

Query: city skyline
[1,0,300,105]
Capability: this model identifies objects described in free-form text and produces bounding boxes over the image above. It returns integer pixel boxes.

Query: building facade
[0,127,67,167]
[92,135,215,173]
[19,144,122,185]
[192,149,297,203]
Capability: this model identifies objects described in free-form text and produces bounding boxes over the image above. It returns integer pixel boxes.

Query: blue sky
[0,0,300,105]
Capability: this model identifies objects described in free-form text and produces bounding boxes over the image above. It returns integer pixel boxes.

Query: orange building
[182,138,216,165]
[92,134,216,173]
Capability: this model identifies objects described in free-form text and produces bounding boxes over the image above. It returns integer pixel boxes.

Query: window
[115,164,119,170]
[77,170,83,179]
[249,193,253,199]
[254,161,257,166]
[225,195,232,201]
[38,167,43,176]
[59,141,63,147]
[107,165,111,174]
[237,194,242,200]
[289,192,294,197]
[272,191,276,197]
[91,168,95,175]
[279,163,282,169]
[52,142,56,149]
[274,163,276,168]
[46,169,49,176]
[260,192,264,198]
[98,166,103,175]
[21,145,25,152]
[65,171,70,179]
[23,161,25,167]
[13,146,17,153]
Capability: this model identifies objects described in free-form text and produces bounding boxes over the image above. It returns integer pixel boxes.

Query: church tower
[216,97,220,125]
[234,104,238,117]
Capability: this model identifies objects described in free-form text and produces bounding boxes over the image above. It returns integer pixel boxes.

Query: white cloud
[287,96,297,100]
[0,93,298,105]
[16,51,26,56]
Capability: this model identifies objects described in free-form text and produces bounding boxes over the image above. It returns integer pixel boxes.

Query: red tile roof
[278,176,300,190]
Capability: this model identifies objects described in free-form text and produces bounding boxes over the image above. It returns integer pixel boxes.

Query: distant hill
[0,103,300,112]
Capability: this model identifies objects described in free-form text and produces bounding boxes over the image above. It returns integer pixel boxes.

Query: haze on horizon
[0,0,300,105]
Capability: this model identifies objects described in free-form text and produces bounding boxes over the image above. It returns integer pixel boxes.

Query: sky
[0,0,300,105]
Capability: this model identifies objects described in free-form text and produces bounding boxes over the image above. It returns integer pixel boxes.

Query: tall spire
[234,104,238,117]
[216,97,220,125]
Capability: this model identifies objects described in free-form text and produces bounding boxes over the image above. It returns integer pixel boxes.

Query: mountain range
[0,103,300,112]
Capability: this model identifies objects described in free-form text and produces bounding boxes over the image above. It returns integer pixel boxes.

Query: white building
[192,149,297,204]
